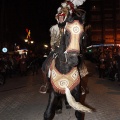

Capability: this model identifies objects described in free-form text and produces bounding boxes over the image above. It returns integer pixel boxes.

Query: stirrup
[39,83,48,94]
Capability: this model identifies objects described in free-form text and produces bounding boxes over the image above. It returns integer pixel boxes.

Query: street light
[44,44,48,48]
[24,29,34,44]
[31,40,34,44]
[24,38,34,44]
[24,39,28,43]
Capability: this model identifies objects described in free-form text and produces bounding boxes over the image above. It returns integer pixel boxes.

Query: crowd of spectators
[85,46,120,86]
[0,53,43,85]
[1,46,120,86]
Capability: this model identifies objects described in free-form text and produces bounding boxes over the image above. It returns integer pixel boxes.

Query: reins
[54,50,81,64]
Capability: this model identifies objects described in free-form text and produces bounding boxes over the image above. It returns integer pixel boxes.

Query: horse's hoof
[66,105,71,109]
[55,109,62,114]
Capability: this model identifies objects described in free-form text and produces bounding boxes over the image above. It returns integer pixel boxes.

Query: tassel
[65,86,92,113]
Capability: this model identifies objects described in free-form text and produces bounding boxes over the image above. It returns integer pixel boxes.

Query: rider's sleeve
[49,24,60,50]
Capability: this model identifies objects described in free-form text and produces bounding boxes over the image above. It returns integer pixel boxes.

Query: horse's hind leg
[44,90,58,120]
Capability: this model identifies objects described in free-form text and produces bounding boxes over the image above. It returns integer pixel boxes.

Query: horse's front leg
[72,84,83,120]
[55,96,63,114]
[44,89,58,120]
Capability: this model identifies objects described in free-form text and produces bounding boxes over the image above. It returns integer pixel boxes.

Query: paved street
[0,60,120,120]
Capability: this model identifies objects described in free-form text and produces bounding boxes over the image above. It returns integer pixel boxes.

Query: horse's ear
[73,9,86,24]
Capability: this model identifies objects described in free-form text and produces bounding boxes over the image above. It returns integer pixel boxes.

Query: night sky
[0,0,64,46]
[0,0,88,48]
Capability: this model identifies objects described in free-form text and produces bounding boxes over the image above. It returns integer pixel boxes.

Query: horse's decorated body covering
[49,18,92,113]
[50,59,80,94]
[50,20,83,94]
[65,20,84,53]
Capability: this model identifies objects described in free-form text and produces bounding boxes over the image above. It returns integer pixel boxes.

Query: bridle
[53,50,80,65]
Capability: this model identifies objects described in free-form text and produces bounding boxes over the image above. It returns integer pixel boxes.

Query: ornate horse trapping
[50,59,80,94]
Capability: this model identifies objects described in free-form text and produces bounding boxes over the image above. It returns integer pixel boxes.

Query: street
[0,60,120,120]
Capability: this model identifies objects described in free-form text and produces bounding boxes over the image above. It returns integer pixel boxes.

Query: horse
[43,20,92,120]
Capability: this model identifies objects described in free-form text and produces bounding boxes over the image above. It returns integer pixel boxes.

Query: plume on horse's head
[55,0,86,27]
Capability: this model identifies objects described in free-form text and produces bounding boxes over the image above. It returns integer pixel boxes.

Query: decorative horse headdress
[55,0,86,24]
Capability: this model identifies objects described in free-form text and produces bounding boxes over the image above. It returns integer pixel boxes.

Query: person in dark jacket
[19,54,27,76]
[98,52,106,78]
[115,49,120,85]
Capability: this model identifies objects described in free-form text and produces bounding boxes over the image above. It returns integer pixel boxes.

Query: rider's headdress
[57,0,86,15]
[55,0,86,24]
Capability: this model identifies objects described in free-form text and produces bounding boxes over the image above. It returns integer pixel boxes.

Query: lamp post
[24,29,34,44]
[24,29,34,54]
[24,38,34,44]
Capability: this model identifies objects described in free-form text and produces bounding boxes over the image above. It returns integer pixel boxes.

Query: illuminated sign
[87,44,115,48]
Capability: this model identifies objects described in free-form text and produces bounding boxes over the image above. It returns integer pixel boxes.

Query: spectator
[28,54,39,76]
[19,54,27,76]
[98,52,106,78]
[115,49,120,85]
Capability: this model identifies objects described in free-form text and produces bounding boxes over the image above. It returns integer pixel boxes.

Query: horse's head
[53,1,86,74]
[55,1,86,28]
[55,1,74,26]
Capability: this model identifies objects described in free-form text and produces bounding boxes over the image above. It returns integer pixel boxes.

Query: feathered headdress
[57,0,86,14]
[66,0,86,21]
[68,0,86,7]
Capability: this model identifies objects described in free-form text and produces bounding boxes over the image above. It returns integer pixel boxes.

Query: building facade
[87,0,120,45]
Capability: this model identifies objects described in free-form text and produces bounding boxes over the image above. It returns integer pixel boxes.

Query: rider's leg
[40,52,54,93]
[39,70,50,93]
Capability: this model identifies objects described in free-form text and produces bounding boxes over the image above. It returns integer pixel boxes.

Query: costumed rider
[40,0,88,94]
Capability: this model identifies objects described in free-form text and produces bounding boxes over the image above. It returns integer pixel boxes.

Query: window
[116,14,120,20]
[92,32,102,41]
[103,0,113,8]
[104,14,113,19]
[91,15,101,20]
[104,21,114,29]
[92,24,102,30]
[116,34,120,40]
[115,0,120,8]
[116,23,120,29]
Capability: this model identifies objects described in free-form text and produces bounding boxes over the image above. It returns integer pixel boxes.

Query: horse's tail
[65,86,92,113]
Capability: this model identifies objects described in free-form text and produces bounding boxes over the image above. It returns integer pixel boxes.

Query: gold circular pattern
[58,79,69,88]
[72,25,80,34]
